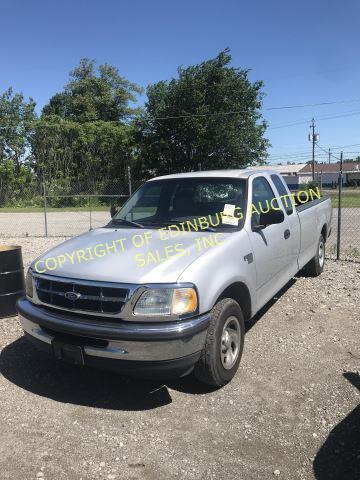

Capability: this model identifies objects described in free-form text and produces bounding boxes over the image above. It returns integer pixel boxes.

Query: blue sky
[1,0,359,163]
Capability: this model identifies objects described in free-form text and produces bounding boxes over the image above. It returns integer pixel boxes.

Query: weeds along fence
[0,172,136,238]
[0,174,359,262]
[0,193,130,238]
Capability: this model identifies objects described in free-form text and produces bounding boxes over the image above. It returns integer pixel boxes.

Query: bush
[0,161,40,207]
[300,180,320,192]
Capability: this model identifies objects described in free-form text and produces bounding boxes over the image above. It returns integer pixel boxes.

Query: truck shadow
[313,371,360,480]
[0,336,173,411]
[245,277,297,333]
[0,274,304,408]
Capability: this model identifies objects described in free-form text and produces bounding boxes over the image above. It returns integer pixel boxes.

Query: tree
[32,118,134,195]
[0,88,36,172]
[136,49,269,176]
[0,88,37,206]
[32,59,142,196]
[42,58,142,122]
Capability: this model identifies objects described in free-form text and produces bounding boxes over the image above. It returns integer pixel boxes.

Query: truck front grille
[35,277,128,314]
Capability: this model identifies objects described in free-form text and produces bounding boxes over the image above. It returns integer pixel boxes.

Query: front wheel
[304,234,325,276]
[194,298,245,387]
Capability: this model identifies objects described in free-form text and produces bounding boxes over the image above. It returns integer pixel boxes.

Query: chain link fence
[324,188,360,261]
[0,167,142,238]
[0,173,359,262]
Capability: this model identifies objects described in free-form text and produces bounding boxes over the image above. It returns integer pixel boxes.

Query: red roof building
[298,162,360,186]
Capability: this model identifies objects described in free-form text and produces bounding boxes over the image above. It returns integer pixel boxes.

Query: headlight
[133,287,198,317]
[25,269,34,298]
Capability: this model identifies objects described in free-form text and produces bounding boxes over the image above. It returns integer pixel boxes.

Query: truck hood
[31,227,230,284]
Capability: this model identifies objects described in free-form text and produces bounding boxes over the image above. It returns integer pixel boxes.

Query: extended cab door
[269,173,301,276]
[246,175,293,310]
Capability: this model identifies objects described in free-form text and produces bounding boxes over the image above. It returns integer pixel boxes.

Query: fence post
[128,165,132,196]
[89,195,92,231]
[42,176,48,238]
[336,152,343,260]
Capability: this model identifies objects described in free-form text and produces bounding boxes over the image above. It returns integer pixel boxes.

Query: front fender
[177,230,256,315]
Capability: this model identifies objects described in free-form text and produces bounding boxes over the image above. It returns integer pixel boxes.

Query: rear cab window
[251,176,279,229]
[270,174,294,215]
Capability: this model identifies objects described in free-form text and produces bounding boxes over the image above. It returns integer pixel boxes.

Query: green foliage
[0,159,37,206]
[32,58,143,196]
[300,180,320,192]
[0,88,37,206]
[32,117,134,194]
[135,49,269,176]
[42,58,142,122]
[0,88,36,170]
[1,51,272,208]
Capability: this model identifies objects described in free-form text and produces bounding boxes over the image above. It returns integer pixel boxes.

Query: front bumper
[16,298,210,376]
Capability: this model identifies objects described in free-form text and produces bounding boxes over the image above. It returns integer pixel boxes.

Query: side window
[251,177,278,228]
[271,174,293,215]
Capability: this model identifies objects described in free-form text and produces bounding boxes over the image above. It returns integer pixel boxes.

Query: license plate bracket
[52,339,85,366]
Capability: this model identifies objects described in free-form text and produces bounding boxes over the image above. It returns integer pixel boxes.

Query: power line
[270,142,360,155]
[267,148,360,161]
[7,101,360,127]
[26,111,360,134]
[270,108,360,126]
[268,110,360,130]
[144,99,360,121]
[329,143,360,149]
[265,99,360,110]
[315,143,342,161]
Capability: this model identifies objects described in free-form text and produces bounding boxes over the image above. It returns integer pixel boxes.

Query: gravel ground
[0,210,108,237]
[0,237,359,480]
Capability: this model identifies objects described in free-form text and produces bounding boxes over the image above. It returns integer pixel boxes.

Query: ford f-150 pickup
[17,170,332,386]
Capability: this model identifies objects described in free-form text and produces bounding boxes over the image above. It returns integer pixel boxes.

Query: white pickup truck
[17,170,332,386]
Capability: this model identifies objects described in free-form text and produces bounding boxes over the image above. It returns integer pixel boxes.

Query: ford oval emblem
[65,291,81,301]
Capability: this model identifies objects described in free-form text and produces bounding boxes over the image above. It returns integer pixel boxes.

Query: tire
[304,234,325,276]
[194,298,245,387]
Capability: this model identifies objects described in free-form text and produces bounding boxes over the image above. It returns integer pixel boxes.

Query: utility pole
[311,118,315,181]
[308,118,319,181]
[328,147,331,164]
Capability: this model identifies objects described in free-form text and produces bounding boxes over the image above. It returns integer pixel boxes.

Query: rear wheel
[194,298,245,387]
[304,234,325,276]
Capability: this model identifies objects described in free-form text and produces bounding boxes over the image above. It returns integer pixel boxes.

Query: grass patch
[323,191,360,208]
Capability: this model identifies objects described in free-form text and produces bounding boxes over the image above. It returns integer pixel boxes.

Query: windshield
[112,177,247,230]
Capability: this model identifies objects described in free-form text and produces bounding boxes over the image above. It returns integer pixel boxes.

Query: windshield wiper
[109,218,145,229]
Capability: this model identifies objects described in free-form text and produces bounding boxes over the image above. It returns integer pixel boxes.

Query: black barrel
[0,245,25,318]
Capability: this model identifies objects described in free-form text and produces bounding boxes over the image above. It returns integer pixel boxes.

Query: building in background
[298,162,360,187]
[247,164,306,189]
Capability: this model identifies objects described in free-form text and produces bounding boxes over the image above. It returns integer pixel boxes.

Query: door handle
[284,229,290,240]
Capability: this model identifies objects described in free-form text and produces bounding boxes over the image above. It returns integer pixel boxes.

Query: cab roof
[149,169,277,181]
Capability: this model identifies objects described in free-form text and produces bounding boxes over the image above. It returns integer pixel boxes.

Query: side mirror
[254,209,284,231]
[110,205,118,218]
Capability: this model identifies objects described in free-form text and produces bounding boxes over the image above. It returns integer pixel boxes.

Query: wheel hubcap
[220,316,241,370]
[319,241,325,267]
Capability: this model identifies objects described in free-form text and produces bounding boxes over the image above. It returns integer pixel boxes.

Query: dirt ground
[0,237,359,480]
